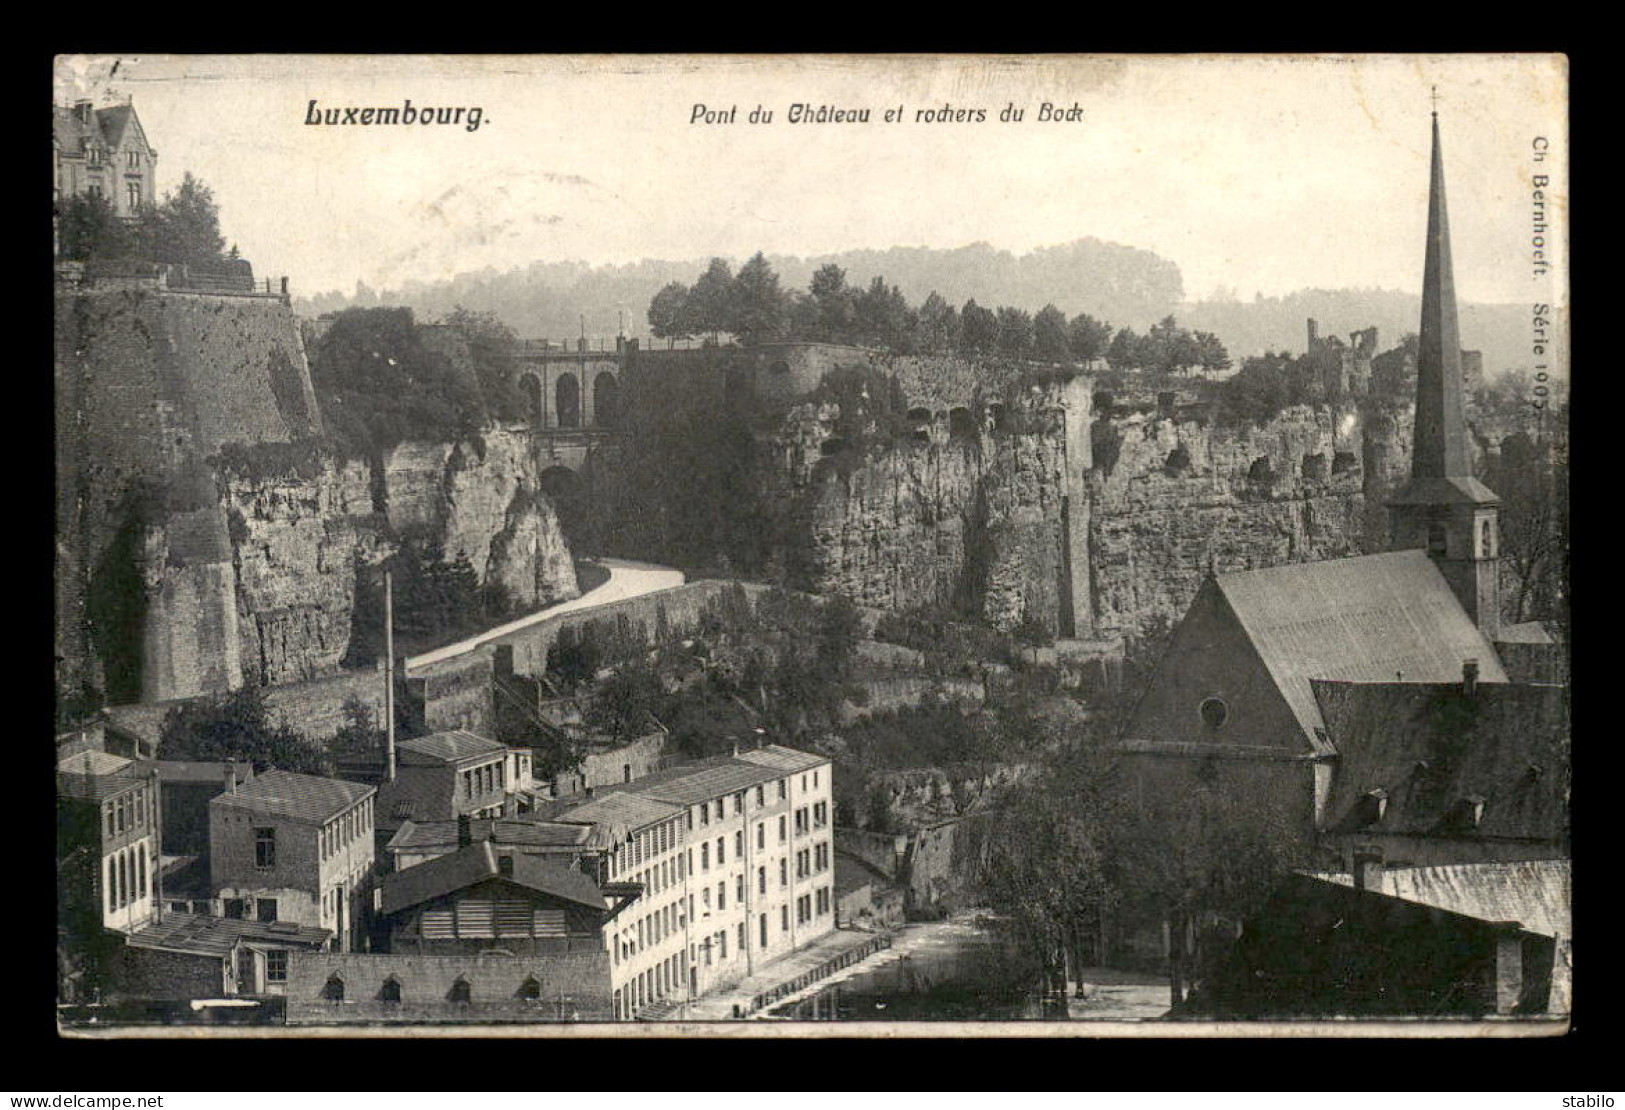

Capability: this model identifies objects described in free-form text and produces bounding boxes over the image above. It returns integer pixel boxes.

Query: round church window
[1199,696,1229,730]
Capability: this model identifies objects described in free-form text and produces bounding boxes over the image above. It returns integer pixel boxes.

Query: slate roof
[379,841,607,917]
[398,730,508,765]
[126,915,331,957]
[57,750,133,777]
[1215,551,1508,744]
[210,769,374,825]
[1316,680,1569,843]
[555,792,683,835]
[53,103,151,156]
[57,760,151,803]
[593,755,783,806]
[734,744,827,773]
[387,818,603,854]
[156,760,254,785]
[1497,620,1557,645]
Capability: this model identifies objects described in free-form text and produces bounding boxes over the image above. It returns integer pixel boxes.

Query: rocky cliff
[56,279,579,702]
[761,371,1413,644]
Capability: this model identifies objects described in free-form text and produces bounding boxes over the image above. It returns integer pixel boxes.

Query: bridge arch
[555,373,581,429]
[519,373,543,425]
[593,371,620,428]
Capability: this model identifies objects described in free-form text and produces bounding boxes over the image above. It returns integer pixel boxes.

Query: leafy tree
[647,281,694,344]
[1067,314,1113,364]
[1033,304,1071,361]
[855,276,915,351]
[914,291,962,353]
[142,172,228,266]
[441,306,523,421]
[996,306,1035,358]
[809,264,858,341]
[546,625,605,690]
[326,697,388,757]
[960,299,999,353]
[687,258,735,340]
[1106,326,1144,371]
[1193,330,1232,374]
[56,192,135,261]
[584,661,667,742]
[158,686,328,775]
[730,252,787,345]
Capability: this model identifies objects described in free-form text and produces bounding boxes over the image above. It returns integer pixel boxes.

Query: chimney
[1463,658,1480,697]
[457,813,472,849]
[226,766,238,795]
[1306,318,1319,350]
[1352,847,1384,892]
[75,99,94,124]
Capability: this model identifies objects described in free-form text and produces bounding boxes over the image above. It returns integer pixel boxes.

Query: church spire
[1388,101,1502,638]
[1408,97,1476,490]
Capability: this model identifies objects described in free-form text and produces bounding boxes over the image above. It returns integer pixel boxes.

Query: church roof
[1214,550,1508,743]
[1314,679,1569,842]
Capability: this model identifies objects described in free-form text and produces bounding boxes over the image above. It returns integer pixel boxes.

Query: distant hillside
[296,241,1544,378]
[295,239,1186,344]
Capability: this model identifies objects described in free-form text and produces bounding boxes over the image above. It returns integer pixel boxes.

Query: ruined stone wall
[1087,403,1402,639]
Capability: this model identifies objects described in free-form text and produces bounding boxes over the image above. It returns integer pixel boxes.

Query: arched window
[593,372,620,428]
[448,977,472,1005]
[1247,457,1273,484]
[555,373,580,429]
[379,977,402,1003]
[518,976,543,1001]
[322,974,346,1002]
[1199,696,1229,730]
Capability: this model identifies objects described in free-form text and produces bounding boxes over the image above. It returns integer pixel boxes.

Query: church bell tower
[1388,98,1503,639]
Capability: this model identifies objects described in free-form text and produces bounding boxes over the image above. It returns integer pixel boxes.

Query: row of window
[462,760,506,799]
[619,898,687,964]
[103,786,150,840]
[689,778,791,831]
[105,843,148,915]
[794,888,832,924]
[795,844,830,879]
[793,802,828,836]
[76,148,144,169]
[615,816,682,874]
[324,973,557,1005]
[320,800,373,863]
[617,952,685,1017]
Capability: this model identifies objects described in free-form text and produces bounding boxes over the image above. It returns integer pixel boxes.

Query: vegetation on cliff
[157,685,330,775]
[645,254,1229,372]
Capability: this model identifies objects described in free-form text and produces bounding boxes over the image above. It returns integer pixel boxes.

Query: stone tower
[1388,105,1502,638]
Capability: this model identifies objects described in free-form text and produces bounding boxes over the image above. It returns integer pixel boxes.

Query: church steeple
[1389,99,1503,638]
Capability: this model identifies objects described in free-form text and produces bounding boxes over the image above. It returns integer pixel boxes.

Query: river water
[766,914,1060,1021]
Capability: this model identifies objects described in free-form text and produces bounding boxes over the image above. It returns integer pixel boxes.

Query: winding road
[404,557,686,672]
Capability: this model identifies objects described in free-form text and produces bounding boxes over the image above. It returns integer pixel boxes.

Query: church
[1119,107,1568,874]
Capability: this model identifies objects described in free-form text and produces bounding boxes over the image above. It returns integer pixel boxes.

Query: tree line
[649,254,1231,373]
[56,172,241,271]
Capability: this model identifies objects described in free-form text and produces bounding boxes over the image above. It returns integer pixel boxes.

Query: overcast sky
[55,54,1566,305]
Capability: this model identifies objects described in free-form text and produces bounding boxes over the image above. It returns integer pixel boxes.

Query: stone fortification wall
[57,283,580,702]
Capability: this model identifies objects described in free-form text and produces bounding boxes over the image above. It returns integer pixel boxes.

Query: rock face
[763,375,1412,644]
[766,382,1089,634]
[56,280,579,701]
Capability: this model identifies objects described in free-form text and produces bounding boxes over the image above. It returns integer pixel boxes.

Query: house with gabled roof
[209,769,376,952]
[53,98,157,220]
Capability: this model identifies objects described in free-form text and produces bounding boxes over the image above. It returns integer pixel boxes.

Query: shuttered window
[456,899,496,938]
[532,909,567,937]
[496,901,532,937]
[420,908,455,939]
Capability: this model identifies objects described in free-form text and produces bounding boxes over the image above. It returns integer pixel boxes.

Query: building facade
[57,750,161,935]
[209,770,376,951]
[53,100,157,220]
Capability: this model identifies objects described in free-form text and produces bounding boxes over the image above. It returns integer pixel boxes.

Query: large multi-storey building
[209,769,376,952]
[53,99,157,219]
[56,749,162,935]
[558,743,836,1018]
